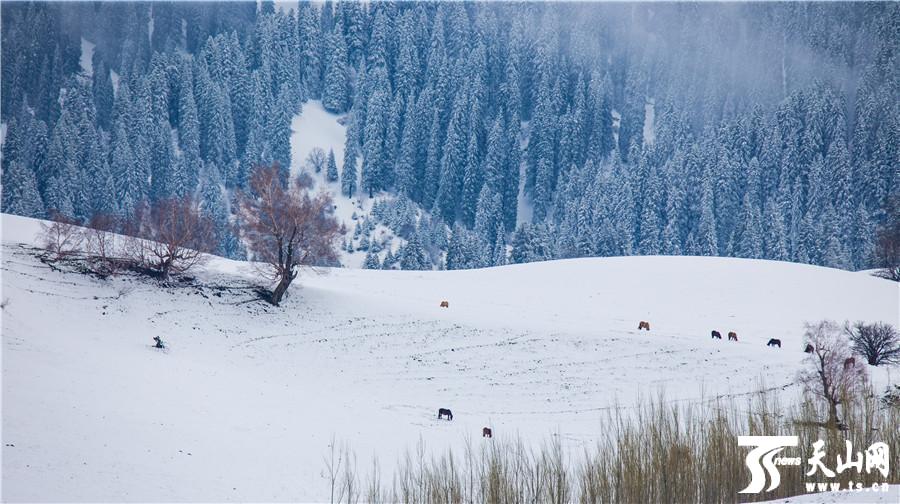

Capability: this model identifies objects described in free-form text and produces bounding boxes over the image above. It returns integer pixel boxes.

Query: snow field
[2,213,897,500]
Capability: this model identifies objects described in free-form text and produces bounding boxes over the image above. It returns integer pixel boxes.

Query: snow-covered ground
[290,100,403,268]
[290,100,347,176]
[1,213,898,501]
[110,70,120,94]
[765,485,899,503]
[644,98,656,146]
[80,38,94,77]
[273,0,299,16]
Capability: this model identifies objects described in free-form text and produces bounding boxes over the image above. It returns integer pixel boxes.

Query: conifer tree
[363,248,381,269]
[322,19,349,113]
[361,84,389,197]
[400,231,429,270]
[2,160,44,217]
[433,92,469,222]
[326,149,339,183]
[697,175,718,256]
[341,147,358,198]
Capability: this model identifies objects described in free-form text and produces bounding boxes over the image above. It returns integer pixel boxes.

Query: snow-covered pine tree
[363,248,381,269]
[321,18,349,113]
[326,149,339,183]
[399,230,429,270]
[2,160,44,217]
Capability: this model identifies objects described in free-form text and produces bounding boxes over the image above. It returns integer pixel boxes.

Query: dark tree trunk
[270,235,297,306]
[270,274,293,305]
[827,400,840,428]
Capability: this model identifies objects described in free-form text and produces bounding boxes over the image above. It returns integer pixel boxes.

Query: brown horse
[711,330,722,339]
[728,332,738,342]
[638,321,651,331]
[440,301,449,308]
[482,427,492,438]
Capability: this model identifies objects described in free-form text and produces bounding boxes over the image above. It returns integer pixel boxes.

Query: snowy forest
[1,1,898,272]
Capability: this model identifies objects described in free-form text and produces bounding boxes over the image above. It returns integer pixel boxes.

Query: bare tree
[846,321,900,366]
[874,194,900,281]
[306,147,327,174]
[125,197,215,280]
[320,440,359,504]
[236,164,343,305]
[39,211,84,260]
[799,320,868,427]
[83,213,122,276]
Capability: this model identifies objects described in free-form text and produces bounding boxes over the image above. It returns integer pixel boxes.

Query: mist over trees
[2,1,898,271]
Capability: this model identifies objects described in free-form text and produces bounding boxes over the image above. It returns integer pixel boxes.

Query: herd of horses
[638,321,784,348]
[435,307,805,437]
[436,408,492,438]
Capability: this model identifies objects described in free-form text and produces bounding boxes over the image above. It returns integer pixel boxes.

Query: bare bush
[39,211,83,260]
[124,197,215,280]
[236,164,343,305]
[323,435,360,504]
[306,147,327,174]
[846,321,900,366]
[799,320,868,427]
[83,213,123,276]
[327,389,900,503]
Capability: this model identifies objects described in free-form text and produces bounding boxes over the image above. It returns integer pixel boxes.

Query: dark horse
[638,321,651,331]
[804,344,815,353]
[728,332,738,342]
[767,338,781,348]
[711,330,722,339]
[438,408,453,420]
[482,427,492,438]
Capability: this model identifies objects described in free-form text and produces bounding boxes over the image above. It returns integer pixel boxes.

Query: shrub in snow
[845,321,900,366]
[799,320,868,428]
[306,147,326,173]
[39,212,84,261]
[122,196,215,280]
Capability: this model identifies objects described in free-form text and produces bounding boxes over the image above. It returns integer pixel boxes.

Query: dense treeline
[1,1,897,271]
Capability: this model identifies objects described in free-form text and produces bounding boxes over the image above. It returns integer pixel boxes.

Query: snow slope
[765,485,899,503]
[289,100,404,268]
[2,213,898,501]
[80,38,94,77]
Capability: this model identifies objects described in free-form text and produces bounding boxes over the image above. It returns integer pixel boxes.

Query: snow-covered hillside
[289,100,408,268]
[765,485,900,503]
[1,213,898,501]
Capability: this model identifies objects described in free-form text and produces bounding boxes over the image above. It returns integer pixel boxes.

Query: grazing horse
[728,331,738,342]
[804,344,815,353]
[482,427,492,438]
[844,357,856,369]
[638,321,651,331]
[438,408,453,421]
[711,330,722,340]
[767,338,782,348]
[440,301,449,308]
